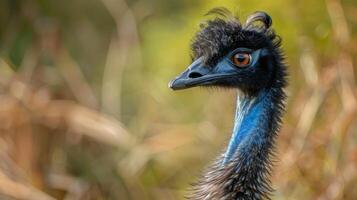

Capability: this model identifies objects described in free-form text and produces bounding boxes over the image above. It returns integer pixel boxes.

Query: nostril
[188,72,203,78]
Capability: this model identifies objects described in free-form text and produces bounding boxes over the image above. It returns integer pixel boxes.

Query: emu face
[169,10,281,94]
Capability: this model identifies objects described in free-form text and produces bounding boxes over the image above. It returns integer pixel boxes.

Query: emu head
[169,8,284,94]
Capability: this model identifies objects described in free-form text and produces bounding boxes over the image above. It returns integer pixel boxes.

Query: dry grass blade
[57,50,98,109]
[2,78,135,148]
[101,0,142,117]
[32,98,135,148]
[64,102,135,148]
[0,175,55,200]
[48,173,89,200]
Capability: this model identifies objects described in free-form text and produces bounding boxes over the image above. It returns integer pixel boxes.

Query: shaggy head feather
[191,8,281,68]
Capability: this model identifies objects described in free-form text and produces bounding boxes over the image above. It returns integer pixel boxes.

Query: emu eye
[231,53,251,67]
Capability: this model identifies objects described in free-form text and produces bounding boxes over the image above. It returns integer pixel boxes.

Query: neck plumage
[190,87,285,200]
[224,88,280,164]
[224,90,267,164]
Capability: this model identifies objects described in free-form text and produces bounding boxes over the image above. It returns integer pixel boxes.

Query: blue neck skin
[223,89,271,164]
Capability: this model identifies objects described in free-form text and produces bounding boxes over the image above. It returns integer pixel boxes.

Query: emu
[169,8,287,200]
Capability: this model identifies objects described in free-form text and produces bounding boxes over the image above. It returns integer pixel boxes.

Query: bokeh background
[0,0,356,199]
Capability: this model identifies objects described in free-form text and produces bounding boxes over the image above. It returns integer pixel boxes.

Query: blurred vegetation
[0,0,356,199]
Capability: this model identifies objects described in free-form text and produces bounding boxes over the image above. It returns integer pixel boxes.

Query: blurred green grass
[0,0,356,199]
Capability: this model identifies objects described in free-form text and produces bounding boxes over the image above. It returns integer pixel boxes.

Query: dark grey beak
[168,57,237,90]
[169,58,210,90]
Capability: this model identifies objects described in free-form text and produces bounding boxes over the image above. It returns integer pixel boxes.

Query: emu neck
[223,89,272,164]
[190,87,285,199]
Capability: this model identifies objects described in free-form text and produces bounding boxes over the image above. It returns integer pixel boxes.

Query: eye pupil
[236,55,246,62]
[231,53,251,67]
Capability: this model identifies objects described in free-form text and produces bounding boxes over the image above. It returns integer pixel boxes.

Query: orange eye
[231,53,251,67]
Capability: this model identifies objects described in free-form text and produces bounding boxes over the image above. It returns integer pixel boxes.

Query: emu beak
[169,57,233,90]
[169,58,208,90]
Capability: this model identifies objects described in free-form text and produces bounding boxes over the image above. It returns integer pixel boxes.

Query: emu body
[169,8,287,200]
